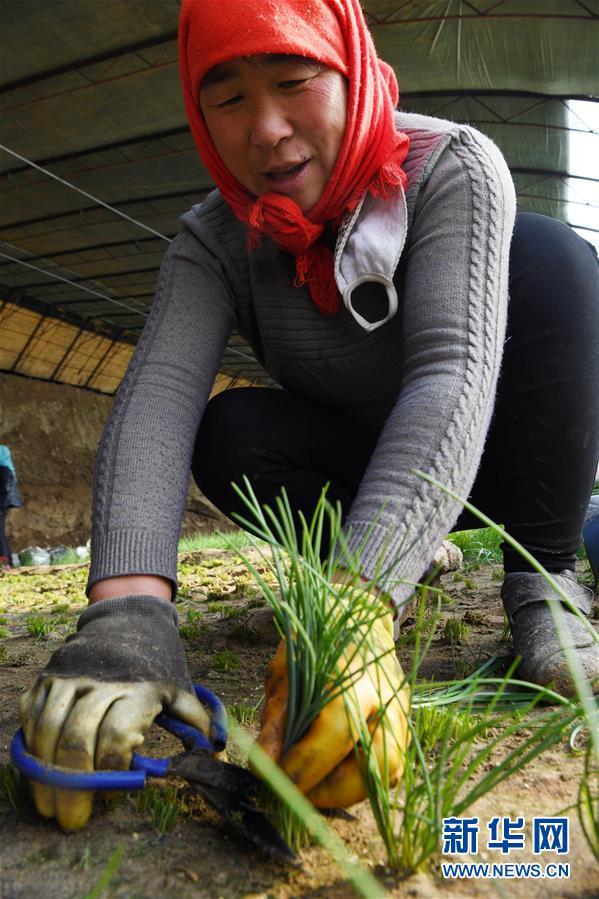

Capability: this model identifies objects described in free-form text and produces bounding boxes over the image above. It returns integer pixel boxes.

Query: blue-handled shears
[10,684,227,791]
[10,683,297,865]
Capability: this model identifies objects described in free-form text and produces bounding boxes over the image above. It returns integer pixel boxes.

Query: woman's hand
[19,595,210,831]
[256,599,410,808]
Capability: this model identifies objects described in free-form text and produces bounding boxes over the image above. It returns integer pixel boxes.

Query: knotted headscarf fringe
[245,145,408,315]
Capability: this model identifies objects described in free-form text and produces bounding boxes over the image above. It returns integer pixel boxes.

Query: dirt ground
[0,549,597,899]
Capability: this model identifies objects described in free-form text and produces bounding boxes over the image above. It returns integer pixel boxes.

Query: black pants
[192,214,599,574]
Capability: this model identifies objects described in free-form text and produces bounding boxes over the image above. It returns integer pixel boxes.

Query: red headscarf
[178,0,409,315]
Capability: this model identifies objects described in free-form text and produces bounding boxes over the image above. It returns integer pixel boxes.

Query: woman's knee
[507,213,598,340]
[510,213,597,289]
[192,386,302,500]
[192,387,259,495]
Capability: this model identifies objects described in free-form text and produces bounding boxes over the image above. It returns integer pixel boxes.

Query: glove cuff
[43,594,191,689]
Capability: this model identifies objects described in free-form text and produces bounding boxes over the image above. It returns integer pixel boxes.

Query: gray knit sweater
[88,112,516,612]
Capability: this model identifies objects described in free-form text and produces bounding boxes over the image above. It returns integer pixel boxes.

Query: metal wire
[0,146,266,369]
[1,249,265,369]
[0,248,265,369]
[0,143,173,243]
[0,247,148,319]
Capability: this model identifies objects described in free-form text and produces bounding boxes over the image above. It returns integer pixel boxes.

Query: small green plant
[578,737,599,862]
[211,649,241,671]
[414,704,486,755]
[447,526,503,569]
[179,608,205,641]
[206,589,230,602]
[451,657,478,680]
[178,530,261,552]
[0,764,24,811]
[51,601,70,613]
[135,785,181,834]
[0,647,9,666]
[25,614,51,638]
[231,575,256,598]
[0,625,8,638]
[49,613,76,635]
[399,623,432,649]
[206,600,225,614]
[228,702,260,725]
[221,605,247,619]
[205,599,246,619]
[441,616,470,645]
[179,622,207,641]
[451,571,476,590]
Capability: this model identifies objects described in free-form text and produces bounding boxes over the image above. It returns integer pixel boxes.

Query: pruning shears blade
[170,751,299,866]
[169,750,258,794]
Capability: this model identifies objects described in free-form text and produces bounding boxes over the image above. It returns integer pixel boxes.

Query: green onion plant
[578,739,599,862]
[349,631,580,873]
[228,477,401,849]
[228,473,597,877]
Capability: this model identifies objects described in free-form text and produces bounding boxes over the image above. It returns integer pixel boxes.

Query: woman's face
[199,55,347,213]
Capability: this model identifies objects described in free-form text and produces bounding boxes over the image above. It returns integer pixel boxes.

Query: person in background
[0,444,22,569]
[18,0,599,833]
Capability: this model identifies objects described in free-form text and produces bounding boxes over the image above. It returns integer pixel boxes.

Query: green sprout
[135,785,181,834]
[211,649,241,671]
[441,616,471,646]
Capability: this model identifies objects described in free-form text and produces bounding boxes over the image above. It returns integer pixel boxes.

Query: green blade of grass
[83,845,124,899]
[230,721,389,898]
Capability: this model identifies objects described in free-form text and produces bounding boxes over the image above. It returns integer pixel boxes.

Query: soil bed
[1,551,597,898]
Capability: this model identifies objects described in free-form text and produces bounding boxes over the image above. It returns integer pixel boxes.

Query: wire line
[0,248,147,318]
[0,143,173,243]
[0,248,262,365]
[0,147,265,368]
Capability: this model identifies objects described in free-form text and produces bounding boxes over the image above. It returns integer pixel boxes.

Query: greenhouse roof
[1,0,597,393]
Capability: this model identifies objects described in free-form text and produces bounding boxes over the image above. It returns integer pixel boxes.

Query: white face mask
[334,185,408,332]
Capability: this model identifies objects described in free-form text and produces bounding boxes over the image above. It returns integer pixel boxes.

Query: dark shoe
[501,569,599,696]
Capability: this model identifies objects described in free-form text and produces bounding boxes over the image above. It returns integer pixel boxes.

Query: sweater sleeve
[343,126,516,610]
[87,222,238,597]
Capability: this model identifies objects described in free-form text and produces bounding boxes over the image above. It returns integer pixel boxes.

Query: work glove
[256,596,410,808]
[19,595,210,832]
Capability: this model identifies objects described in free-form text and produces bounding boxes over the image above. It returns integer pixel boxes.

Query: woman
[0,444,22,569]
[20,0,599,831]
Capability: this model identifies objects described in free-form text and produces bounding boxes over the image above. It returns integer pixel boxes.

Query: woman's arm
[88,199,244,599]
[345,127,517,612]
